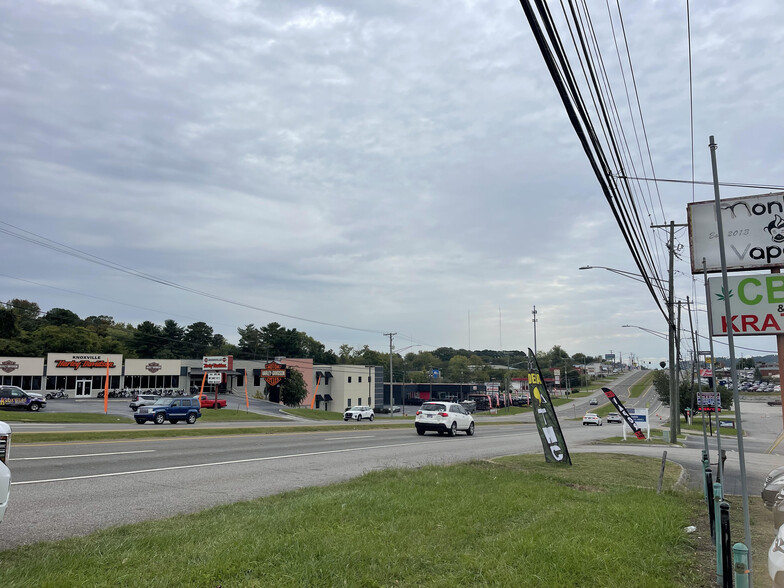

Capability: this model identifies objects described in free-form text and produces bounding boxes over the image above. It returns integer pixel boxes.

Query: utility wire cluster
[518,0,670,321]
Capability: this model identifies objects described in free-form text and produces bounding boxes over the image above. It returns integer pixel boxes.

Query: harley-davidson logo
[146,362,162,373]
[0,360,19,374]
[262,362,286,387]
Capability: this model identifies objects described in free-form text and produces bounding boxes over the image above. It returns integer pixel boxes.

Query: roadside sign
[687,191,784,273]
[207,372,222,384]
[707,273,784,336]
[203,356,230,370]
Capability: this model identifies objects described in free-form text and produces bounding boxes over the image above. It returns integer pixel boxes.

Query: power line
[615,175,784,191]
[0,220,382,335]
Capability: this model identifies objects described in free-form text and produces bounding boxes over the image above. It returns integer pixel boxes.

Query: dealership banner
[687,191,784,273]
[707,273,784,336]
[528,349,571,465]
[601,387,645,440]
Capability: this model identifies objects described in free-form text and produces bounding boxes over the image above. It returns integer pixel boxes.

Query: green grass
[0,408,281,425]
[0,411,133,423]
[629,370,655,398]
[198,409,282,423]
[282,407,349,420]
[0,453,717,587]
[10,422,416,444]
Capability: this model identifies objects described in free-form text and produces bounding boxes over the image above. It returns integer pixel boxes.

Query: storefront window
[31,376,42,390]
[46,376,56,390]
[66,376,76,390]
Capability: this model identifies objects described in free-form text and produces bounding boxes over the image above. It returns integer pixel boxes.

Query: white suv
[129,394,160,412]
[344,406,374,421]
[0,420,11,525]
[415,402,475,436]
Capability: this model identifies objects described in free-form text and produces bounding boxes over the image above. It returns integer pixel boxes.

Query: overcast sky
[2,0,783,365]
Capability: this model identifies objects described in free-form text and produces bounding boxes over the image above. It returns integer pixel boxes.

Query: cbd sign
[708,273,784,336]
[262,361,287,387]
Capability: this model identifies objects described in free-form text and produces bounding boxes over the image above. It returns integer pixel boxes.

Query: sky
[2,0,784,366]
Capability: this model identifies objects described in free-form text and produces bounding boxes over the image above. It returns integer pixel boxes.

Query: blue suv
[134,397,201,425]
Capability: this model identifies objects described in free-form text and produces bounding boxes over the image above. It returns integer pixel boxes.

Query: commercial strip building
[0,354,384,414]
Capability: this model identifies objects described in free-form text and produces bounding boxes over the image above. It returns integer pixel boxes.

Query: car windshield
[348,407,363,411]
[421,403,446,412]
[152,398,172,406]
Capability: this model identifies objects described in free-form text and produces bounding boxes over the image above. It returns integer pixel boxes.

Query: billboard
[687,192,784,273]
[707,273,784,336]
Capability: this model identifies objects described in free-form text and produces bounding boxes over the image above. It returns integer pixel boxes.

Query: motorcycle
[45,389,69,400]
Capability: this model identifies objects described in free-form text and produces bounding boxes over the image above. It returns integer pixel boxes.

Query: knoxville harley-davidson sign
[262,362,287,387]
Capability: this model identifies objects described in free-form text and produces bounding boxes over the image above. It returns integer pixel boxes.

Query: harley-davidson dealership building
[0,354,385,412]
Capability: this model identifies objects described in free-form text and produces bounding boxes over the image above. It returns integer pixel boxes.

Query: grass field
[629,370,656,398]
[2,452,766,587]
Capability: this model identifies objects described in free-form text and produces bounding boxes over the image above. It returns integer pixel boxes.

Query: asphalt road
[2,370,783,550]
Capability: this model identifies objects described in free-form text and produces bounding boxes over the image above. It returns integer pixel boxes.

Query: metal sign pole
[709,135,752,585]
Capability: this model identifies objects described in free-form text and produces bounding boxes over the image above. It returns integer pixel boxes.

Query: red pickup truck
[200,396,227,409]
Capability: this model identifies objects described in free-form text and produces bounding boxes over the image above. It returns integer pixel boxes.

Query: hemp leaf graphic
[715,288,733,301]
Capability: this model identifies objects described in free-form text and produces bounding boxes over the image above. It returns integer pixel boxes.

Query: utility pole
[385,332,396,417]
[652,220,680,444]
[676,300,682,434]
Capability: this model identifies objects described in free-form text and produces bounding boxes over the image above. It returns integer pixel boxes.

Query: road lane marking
[11,450,155,461]
[11,432,531,486]
[324,436,375,441]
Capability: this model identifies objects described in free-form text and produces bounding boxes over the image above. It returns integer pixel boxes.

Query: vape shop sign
[707,273,784,336]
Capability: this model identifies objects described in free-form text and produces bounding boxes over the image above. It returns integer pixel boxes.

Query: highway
[2,370,783,550]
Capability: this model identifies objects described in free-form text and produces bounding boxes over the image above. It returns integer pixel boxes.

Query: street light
[578,265,667,286]
[621,324,669,341]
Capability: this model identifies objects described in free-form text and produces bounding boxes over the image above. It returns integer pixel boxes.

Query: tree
[42,308,82,327]
[237,324,263,359]
[9,299,41,331]
[0,307,19,339]
[184,322,214,358]
[84,315,114,336]
[338,344,354,362]
[652,369,732,417]
[131,321,164,357]
[447,355,471,382]
[280,368,309,407]
[159,319,186,358]
[32,325,101,353]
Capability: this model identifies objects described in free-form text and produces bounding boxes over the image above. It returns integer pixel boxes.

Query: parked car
[0,420,10,525]
[415,401,474,436]
[589,398,598,406]
[606,413,622,424]
[762,466,784,508]
[344,406,374,421]
[582,413,602,426]
[134,397,201,425]
[200,396,227,409]
[0,386,46,412]
[770,523,784,587]
[129,394,160,412]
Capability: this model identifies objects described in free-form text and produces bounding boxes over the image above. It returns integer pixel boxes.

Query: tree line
[0,298,606,387]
